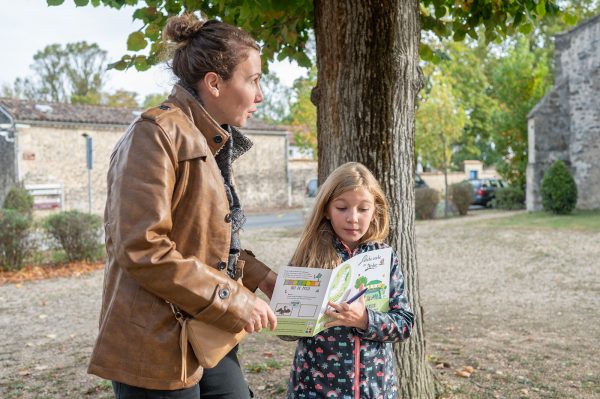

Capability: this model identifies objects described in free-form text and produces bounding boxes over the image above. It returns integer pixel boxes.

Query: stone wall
[17,124,123,216]
[15,124,290,216]
[289,159,318,206]
[234,131,289,210]
[527,14,600,210]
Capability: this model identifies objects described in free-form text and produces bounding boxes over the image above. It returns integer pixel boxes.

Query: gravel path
[1,210,598,399]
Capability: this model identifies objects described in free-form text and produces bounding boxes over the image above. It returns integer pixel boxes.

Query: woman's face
[203,49,264,127]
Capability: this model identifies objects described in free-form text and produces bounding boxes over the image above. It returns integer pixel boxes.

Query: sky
[0,0,307,102]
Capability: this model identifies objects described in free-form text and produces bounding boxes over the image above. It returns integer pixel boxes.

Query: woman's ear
[202,72,220,98]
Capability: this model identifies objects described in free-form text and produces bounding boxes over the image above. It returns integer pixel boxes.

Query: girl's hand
[325,288,368,330]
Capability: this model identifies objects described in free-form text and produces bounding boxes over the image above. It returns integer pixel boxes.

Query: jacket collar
[168,84,253,158]
[333,236,371,258]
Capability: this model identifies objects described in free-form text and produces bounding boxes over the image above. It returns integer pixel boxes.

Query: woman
[87,13,277,399]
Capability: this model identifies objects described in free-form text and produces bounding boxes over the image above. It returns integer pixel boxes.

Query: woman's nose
[255,84,264,103]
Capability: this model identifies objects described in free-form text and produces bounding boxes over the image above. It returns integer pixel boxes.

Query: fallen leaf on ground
[455,369,471,378]
[0,262,104,285]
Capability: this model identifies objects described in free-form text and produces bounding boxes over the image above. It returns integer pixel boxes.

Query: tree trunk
[313,1,436,397]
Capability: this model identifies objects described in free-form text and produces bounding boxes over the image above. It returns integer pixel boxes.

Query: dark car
[466,178,508,207]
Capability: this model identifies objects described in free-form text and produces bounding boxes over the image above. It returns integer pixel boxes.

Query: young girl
[287,162,414,399]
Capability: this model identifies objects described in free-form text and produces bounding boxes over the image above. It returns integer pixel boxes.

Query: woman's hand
[244,297,277,333]
[258,270,277,299]
[325,290,368,330]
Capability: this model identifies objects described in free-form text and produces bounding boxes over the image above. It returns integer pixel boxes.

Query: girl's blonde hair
[290,162,389,269]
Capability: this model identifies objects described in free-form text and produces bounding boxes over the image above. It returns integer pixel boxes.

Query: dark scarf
[178,81,252,279]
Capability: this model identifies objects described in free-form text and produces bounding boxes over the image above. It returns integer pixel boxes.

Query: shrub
[492,186,525,210]
[44,211,103,262]
[449,182,473,216]
[540,160,578,214]
[415,188,439,220]
[3,185,34,216]
[0,209,33,270]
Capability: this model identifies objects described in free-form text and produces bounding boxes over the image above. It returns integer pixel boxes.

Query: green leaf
[535,0,546,18]
[453,29,467,42]
[145,23,160,41]
[74,0,89,6]
[132,8,149,21]
[46,0,64,5]
[434,5,446,19]
[518,22,533,34]
[419,43,434,61]
[127,31,148,51]
[108,60,129,71]
[295,52,312,68]
[165,0,182,15]
[134,55,151,71]
[562,12,578,26]
[513,11,523,27]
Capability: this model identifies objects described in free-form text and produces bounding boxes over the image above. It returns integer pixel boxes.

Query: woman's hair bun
[163,13,205,43]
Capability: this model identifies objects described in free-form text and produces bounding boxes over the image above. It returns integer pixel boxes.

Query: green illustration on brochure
[269,247,392,336]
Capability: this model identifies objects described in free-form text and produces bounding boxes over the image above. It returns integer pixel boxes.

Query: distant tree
[104,89,140,108]
[435,41,502,167]
[143,92,169,108]
[30,43,67,102]
[64,42,108,104]
[288,65,317,158]
[6,41,108,104]
[416,69,466,216]
[1,78,38,100]
[487,38,551,189]
[253,73,291,124]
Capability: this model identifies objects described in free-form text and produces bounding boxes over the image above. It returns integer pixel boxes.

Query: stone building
[527,14,600,211]
[0,98,312,215]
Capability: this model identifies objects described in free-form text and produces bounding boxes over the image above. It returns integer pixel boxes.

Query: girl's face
[203,49,264,127]
[326,187,375,250]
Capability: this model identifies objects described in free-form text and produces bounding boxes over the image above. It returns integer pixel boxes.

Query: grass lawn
[482,210,600,232]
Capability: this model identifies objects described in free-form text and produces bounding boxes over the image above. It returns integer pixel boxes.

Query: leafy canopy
[48,0,567,70]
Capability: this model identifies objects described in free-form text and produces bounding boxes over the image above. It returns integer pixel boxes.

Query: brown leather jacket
[87,85,271,390]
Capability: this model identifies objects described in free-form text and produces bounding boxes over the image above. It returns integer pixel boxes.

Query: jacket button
[218,288,230,299]
[224,213,231,223]
[217,261,226,270]
[213,135,223,144]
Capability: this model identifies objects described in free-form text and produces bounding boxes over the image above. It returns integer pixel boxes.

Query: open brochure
[269,247,392,336]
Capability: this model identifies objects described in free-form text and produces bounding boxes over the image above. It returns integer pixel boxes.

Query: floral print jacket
[287,239,414,399]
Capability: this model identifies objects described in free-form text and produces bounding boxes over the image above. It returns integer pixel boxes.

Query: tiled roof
[0,98,286,131]
[0,98,140,126]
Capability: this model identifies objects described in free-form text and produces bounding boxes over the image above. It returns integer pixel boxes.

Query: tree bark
[313,1,436,397]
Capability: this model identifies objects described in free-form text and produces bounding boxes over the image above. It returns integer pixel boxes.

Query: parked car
[466,178,508,207]
[302,177,318,218]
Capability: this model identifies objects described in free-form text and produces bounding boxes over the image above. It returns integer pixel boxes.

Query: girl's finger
[325,308,341,319]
